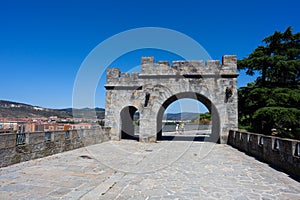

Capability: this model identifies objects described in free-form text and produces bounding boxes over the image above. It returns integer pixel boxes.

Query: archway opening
[161,99,211,141]
[157,92,220,142]
[120,106,139,140]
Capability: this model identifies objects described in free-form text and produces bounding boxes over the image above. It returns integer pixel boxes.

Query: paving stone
[0,140,300,199]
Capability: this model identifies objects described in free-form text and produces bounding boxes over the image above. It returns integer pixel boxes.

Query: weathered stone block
[28,132,45,145]
[0,133,17,148]
[142,56,154,65]
[206,60,220,68]
[222,55,237,66]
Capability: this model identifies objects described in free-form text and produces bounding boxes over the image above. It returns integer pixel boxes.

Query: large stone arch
[105,55,239,143]
[156,92,220,142]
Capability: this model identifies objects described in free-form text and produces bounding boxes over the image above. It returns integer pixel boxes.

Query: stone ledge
[228,130,300,177]
[0,127,111,168]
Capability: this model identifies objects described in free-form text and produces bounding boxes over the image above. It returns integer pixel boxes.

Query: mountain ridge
[0,100,105,119]
[164,112,200,121]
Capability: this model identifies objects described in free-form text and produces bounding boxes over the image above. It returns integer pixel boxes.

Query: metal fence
[16,133,26,145]
[45,132,51,141]
[134,124,211,133]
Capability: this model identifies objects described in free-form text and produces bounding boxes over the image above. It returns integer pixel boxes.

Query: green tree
[253,107,300,138]
[199,112,211,121]
[238,27,300,139]
[198,112,211,125]
[238,27,300,86]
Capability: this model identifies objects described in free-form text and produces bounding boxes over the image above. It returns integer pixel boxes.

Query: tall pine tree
[238,27,300,139]
[239,27,300,86]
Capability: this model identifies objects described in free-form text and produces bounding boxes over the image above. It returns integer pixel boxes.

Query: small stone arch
[120,106,139,140]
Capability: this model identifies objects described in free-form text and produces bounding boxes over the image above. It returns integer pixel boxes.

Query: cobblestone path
[0,140,299,199]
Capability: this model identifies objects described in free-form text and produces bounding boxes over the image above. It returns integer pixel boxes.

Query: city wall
[228,130,300,177]
[0,127,110,168]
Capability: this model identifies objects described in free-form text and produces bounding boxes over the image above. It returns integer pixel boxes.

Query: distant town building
[0,117,102,134]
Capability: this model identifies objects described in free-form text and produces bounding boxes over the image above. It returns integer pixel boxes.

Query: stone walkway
[0,140,300,199]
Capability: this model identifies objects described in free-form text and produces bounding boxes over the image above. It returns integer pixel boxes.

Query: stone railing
[162,124,212,132]
[228,130,300,177]
[133,124,212,133]
[0,127,111,168]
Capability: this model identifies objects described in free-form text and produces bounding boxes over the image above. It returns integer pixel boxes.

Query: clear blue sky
[1,0,299,112]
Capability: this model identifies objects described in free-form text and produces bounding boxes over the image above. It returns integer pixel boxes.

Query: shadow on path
[159,135,206,141]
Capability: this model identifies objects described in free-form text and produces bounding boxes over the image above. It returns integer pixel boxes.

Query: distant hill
[164,112,200,121]
[0,100,105,119]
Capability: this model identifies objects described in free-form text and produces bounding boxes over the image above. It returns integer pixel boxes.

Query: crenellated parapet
[106,69,140,88]
[105,55,238,87]
[140,55,237,75]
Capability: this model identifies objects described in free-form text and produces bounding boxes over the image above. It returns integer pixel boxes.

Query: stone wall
[0,127,111,168]
[228,130,300,177]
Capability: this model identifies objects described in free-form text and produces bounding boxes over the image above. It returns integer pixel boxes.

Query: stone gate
[105,55,239,143]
